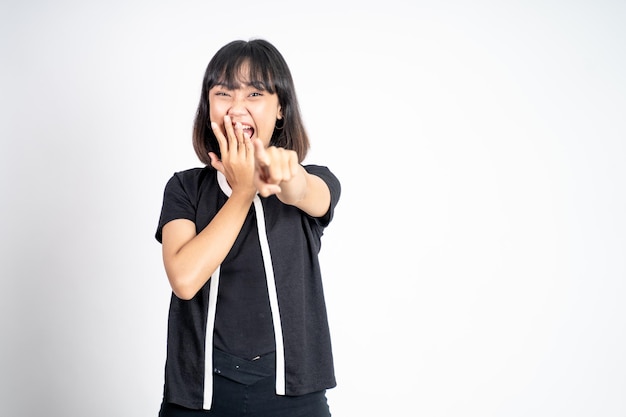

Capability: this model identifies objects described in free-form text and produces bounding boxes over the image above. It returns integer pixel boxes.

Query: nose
[227,94,247,117]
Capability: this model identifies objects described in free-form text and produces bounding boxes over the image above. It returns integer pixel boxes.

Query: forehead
[211,57,275,92]
[217,62,251,86]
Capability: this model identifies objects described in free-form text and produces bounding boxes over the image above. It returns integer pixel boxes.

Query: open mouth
[239,124,254,139]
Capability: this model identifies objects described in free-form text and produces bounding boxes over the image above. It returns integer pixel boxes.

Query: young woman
[155,39,341,417]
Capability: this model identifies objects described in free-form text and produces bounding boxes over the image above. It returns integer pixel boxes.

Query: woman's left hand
[252,138,300,197]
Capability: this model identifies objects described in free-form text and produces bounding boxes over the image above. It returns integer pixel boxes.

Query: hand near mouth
[208,117,256,197]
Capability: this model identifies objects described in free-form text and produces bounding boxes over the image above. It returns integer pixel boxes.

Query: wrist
[229,187,256,203]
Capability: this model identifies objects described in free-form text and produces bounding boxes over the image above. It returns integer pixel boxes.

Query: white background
[2,1,625,416]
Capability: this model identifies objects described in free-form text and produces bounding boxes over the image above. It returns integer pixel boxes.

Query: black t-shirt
[155,164,341,408]
[212,203,275,359]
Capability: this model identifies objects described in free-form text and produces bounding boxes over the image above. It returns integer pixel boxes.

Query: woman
[155,39,341,416]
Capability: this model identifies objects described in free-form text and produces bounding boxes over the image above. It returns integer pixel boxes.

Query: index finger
[253,138,270,181]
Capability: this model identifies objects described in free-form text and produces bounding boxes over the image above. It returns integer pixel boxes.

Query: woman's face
[209,66,282,148]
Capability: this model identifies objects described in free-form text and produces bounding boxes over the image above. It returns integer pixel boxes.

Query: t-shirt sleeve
[155,172,197,243]
[304,165,341,227]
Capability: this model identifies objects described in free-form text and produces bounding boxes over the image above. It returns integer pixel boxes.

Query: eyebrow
[214,81,270,92]
[213,81,253,88]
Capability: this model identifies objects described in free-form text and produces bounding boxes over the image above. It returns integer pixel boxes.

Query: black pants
[158,350,331,417]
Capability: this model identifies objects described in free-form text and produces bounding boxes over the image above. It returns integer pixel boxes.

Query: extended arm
[253,138,331,218]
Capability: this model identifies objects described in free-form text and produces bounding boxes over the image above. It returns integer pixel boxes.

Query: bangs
[207,46,277,93]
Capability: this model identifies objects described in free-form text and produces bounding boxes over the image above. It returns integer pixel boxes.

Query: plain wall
[1,1,625,416]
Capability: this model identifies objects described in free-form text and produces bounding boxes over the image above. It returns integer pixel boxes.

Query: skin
[161,72,331,300]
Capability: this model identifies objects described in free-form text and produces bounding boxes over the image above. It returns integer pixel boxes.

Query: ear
[277,105,283,120]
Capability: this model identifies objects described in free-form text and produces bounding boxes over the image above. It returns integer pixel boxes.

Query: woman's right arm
[161,190,254,300]
[162,118,257,300]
